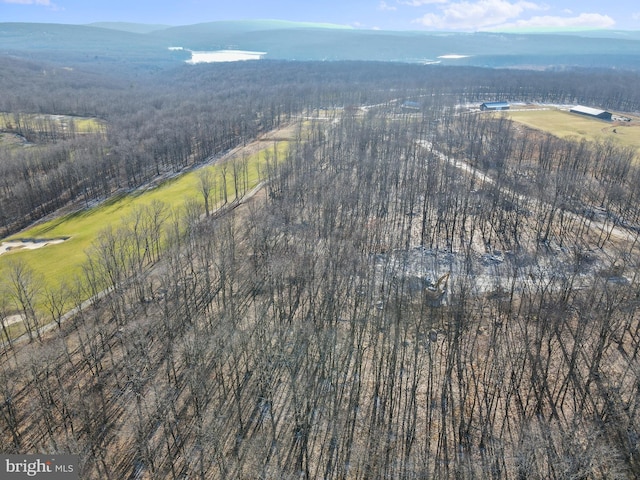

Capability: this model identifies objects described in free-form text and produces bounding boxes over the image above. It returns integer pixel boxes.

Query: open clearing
[503,108,640,155]
[0,132,291,295]
[0,112,105,136]
[0,131,29,147]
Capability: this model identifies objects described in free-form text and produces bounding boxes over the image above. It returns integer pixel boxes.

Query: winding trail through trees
[417,139,640,246]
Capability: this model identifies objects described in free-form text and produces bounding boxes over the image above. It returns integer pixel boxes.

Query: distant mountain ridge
[87,22,172,34]
[90,20,354,34]
[1,20,639,70]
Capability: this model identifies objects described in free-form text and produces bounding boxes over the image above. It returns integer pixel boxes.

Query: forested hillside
[3,21,640,69]
[2,57,640,237]
[2,56,640,478]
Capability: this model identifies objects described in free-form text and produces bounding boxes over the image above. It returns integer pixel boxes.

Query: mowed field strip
[0,137,290,293]
[0,112,106,137]
[503,108,640,155]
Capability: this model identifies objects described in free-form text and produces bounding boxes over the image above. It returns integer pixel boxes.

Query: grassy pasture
[68,116,105,133]
[0,112,105,137]
[0,132,26,148]
[0,140,288,326]
[503,109,640,155]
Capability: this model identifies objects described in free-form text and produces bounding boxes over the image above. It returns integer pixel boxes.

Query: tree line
[3,56,640,237]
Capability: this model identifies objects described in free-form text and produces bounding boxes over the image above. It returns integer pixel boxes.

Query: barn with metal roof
[402,101,421,111]
[570,105,612,121]
[480,101,510,111]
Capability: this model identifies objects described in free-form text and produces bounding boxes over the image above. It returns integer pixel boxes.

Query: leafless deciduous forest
[2,60,640,478]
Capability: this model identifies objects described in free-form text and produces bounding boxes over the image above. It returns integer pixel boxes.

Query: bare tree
[5,259,42,342]
[197,167,216,217]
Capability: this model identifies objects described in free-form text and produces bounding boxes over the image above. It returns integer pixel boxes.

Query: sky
[1,0,639,32]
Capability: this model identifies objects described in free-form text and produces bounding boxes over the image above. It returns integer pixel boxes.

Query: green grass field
[0,112,105,135]
[504,109,640,155]
[0,140,289,326]
[70,117,105,133]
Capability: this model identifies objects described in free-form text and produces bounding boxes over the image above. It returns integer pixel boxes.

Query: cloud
[413,0,543,30]
[2,0,52,4]
[378,1,397,11]
[400,0,448,5]
[495,12,616,30]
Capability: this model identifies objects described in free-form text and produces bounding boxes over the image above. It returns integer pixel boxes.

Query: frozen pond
[169,47,266,63]
[438,54,471,59]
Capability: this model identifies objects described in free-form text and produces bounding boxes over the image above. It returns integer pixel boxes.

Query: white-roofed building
[570,105,612,121]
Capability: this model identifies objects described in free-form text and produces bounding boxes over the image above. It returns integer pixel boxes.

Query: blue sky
[1,0,639,31]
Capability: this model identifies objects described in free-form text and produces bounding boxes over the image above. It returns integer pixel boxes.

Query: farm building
[402,101,421,110]
[570,105,612,121]
[480,101,510,111]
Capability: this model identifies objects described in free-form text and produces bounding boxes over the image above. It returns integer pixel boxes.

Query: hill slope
[1,20,639,70]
